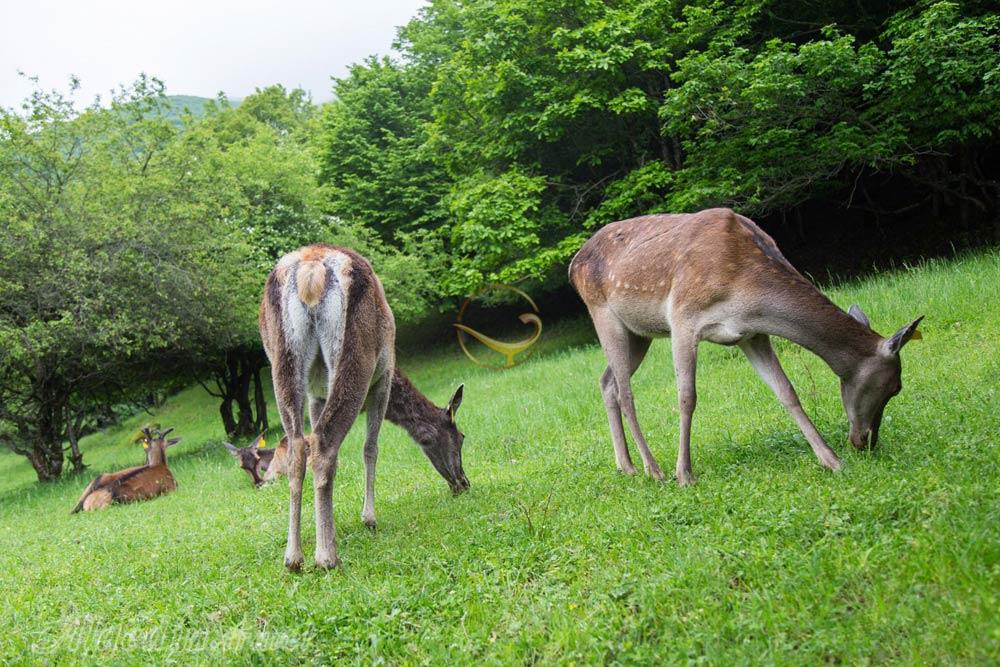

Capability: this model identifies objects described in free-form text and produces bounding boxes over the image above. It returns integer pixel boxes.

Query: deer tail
[296,260,327,307]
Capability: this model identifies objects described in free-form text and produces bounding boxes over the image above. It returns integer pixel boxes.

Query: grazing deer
[569,208,922,485]
[224,433,276,487]
[260,245,467,570]
[72,427,181,512]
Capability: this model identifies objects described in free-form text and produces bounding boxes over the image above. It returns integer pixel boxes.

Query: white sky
[0,0,427,109]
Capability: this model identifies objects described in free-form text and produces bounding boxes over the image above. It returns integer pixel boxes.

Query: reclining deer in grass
[570,208,922,485]
[260,245,467,570]
[72,427,181,512]
[224,433,277,486]
[225,434,316,487]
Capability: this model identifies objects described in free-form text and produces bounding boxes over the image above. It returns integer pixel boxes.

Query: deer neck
[384,368,446,447]
[147,445,168,467]
[756,280,880,379]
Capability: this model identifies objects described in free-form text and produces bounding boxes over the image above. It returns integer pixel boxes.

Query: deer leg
[600,367,636,474]
[361,369,391,529]
[592,307,664,481]
[599,332,652,475]
[671,330,698,486]
[311,351,378,569]
[271,354,308,571]
[738,334,841,471]
[308,397,325,432]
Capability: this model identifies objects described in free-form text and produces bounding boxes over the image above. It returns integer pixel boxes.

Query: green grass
[1,252,998,664]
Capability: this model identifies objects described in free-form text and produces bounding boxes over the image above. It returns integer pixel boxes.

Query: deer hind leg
[738,334,841,471]
[310,343,379,569]
[270,346,309,571]
[361,367,391,529]
[671,329,698,486]
[599,330,653,475]
[591,307,664,481]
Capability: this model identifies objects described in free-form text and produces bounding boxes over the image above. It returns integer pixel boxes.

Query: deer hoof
[648,467,667,482]
[284,547,304,572]
[618,464,638,476]
[362,517,377,531]
[824,456,842,472]
[676,470,695,486]
[315,555,341,570]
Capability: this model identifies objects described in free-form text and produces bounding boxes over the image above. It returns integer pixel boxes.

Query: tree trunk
[29,403,65,482]
[212,346,268,439]
[64,406,87,474]
[252,365,269,434]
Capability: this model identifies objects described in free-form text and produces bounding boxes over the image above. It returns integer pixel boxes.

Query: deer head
[223,433,269,486]
[842,307,923,450]
[418,385,469,494]
[140,426,181,465]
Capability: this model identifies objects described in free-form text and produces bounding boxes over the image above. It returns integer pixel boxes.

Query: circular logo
[454,284,543,369]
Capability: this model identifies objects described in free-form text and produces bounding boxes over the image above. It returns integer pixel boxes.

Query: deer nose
[850,428,873,451]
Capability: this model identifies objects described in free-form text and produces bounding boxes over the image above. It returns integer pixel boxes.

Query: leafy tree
[0,77,250,480]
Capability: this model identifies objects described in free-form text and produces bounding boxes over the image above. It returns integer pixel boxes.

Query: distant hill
[153,95,242,125]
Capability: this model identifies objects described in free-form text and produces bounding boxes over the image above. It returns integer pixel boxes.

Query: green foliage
[0,77,255,478]
[0,251,997,662]
[315,0,1000,299]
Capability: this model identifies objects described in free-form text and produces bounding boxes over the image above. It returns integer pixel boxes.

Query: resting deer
[260,244,467,570]
[72,427,181,512]
[224,433,277,486]
[569,208,922,485]
[259,435,315,482]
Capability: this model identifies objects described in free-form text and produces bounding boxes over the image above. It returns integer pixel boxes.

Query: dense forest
[1,0,997,481]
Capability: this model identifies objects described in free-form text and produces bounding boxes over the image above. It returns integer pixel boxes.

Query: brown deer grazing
[72,427,181,512]
[260,245,467,570]
[570,208,922,485]
[224,433,276,486]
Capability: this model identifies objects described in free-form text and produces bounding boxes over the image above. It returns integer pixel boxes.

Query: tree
[0,77,251,480]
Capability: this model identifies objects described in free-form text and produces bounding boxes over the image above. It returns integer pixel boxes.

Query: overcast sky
[0,0,427,109]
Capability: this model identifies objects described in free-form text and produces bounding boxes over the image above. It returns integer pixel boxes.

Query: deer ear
[447,384,464,421]
[847,304,870,328]
[166,438,182,447]
[223,442,240,457]
[882,316,924,355]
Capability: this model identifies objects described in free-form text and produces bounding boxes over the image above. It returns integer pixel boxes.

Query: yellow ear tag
[911,329,923,341]
[142,440,150,449]
[258,439,266,449]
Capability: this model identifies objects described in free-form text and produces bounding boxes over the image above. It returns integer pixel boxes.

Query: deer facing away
[72,427,181,512]
[569,208,922,485]
[260,244,467,570]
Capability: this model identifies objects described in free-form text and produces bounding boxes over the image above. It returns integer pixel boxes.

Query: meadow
[1,251,998,665]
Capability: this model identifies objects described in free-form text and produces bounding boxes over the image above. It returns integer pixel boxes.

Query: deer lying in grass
[260,435,315,483]
[570,208,922,485]
[72,427,181,512]
[224,433,276,486]
[260,245,467,570]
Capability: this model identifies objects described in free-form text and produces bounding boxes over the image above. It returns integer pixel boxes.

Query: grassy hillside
[1,252,998,664]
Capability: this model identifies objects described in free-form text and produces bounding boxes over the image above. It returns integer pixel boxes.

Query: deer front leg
[671,331,698,486]
[361,370,391,529]
[738,335,841,471]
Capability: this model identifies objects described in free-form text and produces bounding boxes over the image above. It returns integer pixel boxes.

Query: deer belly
[695,305,752,345]
[611,300,672,338]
